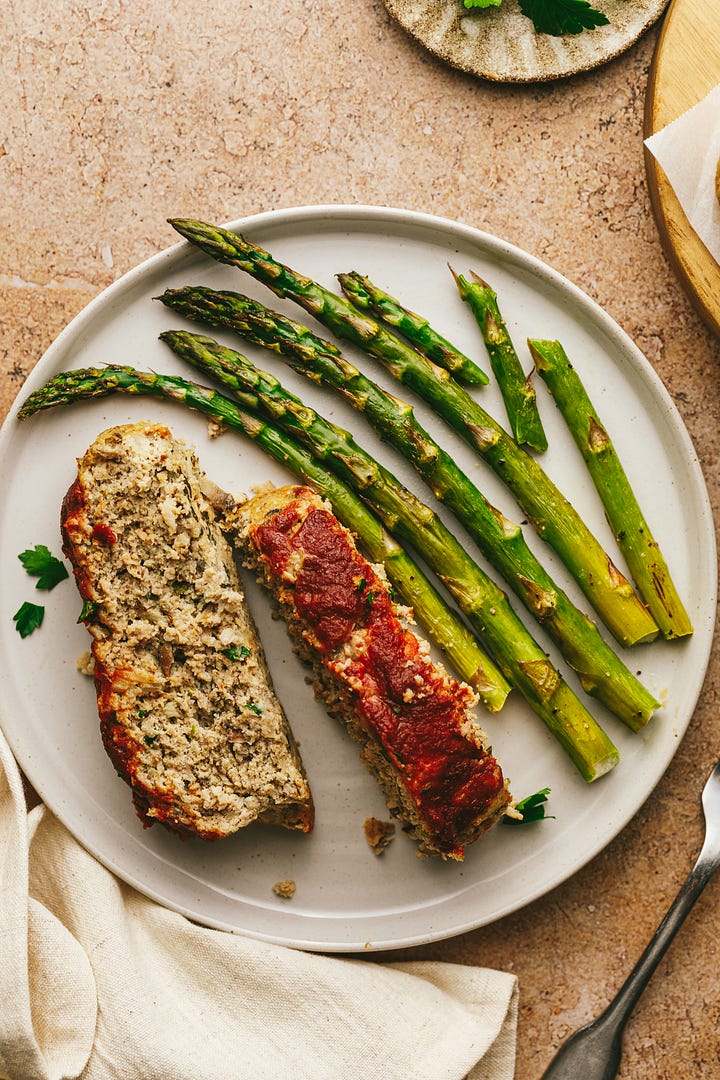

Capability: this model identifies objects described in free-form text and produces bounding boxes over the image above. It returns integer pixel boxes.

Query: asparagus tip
[526,339,551,371]
[168,217,210,242]
[469,269,491,289]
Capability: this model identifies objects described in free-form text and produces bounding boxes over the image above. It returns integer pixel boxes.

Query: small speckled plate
[383,0,670,82]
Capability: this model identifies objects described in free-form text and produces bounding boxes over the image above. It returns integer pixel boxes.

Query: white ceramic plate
[382,0,669,82]
[0,205,715,952]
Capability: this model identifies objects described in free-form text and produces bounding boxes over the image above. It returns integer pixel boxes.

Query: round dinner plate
[382,0,669,82]
[0,205,715,952]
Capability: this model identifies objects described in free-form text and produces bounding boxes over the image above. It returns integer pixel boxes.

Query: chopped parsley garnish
[144,734,157,745]
[14,545,70,638]
[355,577,367,593]
[502,788,554,826]
[137,708,150,719]
[246,701,263,715]
[519,0,609,35]
[223,644,251,662]
[13,601,45,638]
[18,544,69,590]
[462,0,610,36]
[77,599,100,623]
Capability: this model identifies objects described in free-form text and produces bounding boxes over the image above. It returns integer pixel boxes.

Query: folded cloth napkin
[0,728,518,1080]
[644,82,720,267]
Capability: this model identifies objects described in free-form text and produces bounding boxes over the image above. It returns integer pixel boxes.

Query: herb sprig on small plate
[462,0,611,37]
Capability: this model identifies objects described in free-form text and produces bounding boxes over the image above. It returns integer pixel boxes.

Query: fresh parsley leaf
[246,701,263,715]
[223,644,251,662]
[13,601,45,638]
[18,544,69,590]
[462,0,502,8]
[502,787,554,826]
[77,599,100,623]
[519,0,609,36]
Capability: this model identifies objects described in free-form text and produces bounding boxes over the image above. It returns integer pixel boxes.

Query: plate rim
[1,202,716,952]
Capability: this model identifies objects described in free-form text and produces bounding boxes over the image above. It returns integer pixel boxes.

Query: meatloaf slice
[230,485,511,859]
[61,422,313,840]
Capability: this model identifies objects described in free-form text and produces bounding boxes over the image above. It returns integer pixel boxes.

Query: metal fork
[541,757,720,1080]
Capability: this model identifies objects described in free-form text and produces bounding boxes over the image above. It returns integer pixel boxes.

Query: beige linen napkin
[0,728,518,1080]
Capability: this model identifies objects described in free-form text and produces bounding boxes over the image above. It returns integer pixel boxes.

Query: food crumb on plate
[76,650,94,676]
[272,879,296,899]
[206,417,225,440]
[364,816,396,855]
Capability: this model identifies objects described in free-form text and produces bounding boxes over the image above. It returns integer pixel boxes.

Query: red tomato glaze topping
[92,522,117,545]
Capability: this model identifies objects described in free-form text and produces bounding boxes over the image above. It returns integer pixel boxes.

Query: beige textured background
[2,2,719,1077]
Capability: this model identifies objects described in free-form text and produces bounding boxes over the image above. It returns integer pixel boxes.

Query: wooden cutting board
[644,0,720,337]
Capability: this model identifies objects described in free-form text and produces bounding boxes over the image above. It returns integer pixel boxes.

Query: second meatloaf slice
[231,485,511,859]
[61,422,313,840]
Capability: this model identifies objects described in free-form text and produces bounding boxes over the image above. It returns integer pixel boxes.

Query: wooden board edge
[643,3,720,339]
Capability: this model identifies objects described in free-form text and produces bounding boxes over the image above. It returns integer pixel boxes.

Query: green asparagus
[167,217,658,648]
[157,286,659,731]
[336,271,489,385]
[17,366,509,710]
[528,338,693,640]
[451,269,547,452]
[154,329,621,781]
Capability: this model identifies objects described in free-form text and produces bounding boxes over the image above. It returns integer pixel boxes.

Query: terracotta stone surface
[2,3,719,1078]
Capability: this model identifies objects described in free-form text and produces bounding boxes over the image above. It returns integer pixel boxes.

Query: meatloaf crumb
[364,817,396,855]
[272,879,297,899]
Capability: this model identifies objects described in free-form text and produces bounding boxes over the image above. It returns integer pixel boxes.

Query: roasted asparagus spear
[528,338,692,640]
[336,271,489,386]
[451,269,547,452]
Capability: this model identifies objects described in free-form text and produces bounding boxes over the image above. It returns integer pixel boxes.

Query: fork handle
[540,848,718,1080]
